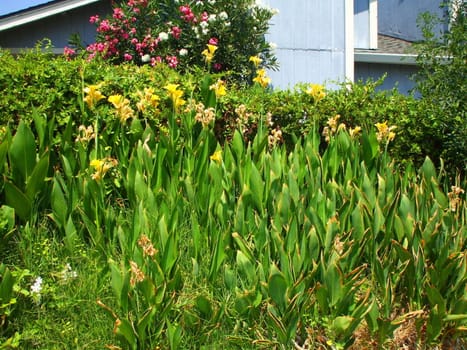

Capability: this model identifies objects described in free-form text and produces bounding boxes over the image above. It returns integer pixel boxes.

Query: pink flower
[124,53,133,61]
[151,56,162,66]
[208,37,218,46]
[113,8,125,20]
[166,55,178,68]
[213,63,222,71]
[97,20,111,32]
[201,11,209,22]
[63,46,76,60]
[89,15,99,24]
[171,26,182,39]
[179,5,195,22]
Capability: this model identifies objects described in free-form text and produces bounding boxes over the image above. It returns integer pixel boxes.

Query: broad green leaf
[9,121,36,184]
[162,234,178,275]
[325,263,342,307]
[268,265,288,312]
[232,232,255,262]
[0,266,14,301]
[332,316,354,335]
[231,130,244,161]
[167,319,182,350]
[249,162,264,212]
[115,318,138,349]
[236,250,256,286]
[51,177,68,228]
[421,157,437,182]
[195,295,213,319]
[26,152,49,200]
[4,181,31,222]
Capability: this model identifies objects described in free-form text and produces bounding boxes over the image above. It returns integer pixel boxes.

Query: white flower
[225,22,231,27]
[219,11,228,20]
[208,0,215,4]
[208,14,217,22]
[31,276,43,294]
[141,54,151,63]
[179,48,188,56]
[158,32,169,41]
[60,263,78,281]
[200,21,209,29]
[196,1,203,5]
[269,42,277,50]
[272,8,280,15]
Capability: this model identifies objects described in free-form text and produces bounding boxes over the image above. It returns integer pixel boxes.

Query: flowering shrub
[85,0,278,80]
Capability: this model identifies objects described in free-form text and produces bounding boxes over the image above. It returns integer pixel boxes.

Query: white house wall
[263,0,350,89]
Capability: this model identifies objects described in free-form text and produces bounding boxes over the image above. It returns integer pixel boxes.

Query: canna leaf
[4,181,31,221]
[8,121,36,185]
[51,176,68,228]
[268,265,288,312]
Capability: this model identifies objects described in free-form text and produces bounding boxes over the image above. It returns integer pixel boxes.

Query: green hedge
[0,49,464,177]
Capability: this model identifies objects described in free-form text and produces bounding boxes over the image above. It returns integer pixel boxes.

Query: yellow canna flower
[84,84,105,109]
[209,79,227,98]
[210,150,222,164]
[253,68,271,88]
[306,83,326,102]
[136,87,160,112]
[375,121,397,143]
[249,55,262,67]
[349,126,362,138]
[164,83,186,111]
[202,44,218,63]
[108,94,134,123]
[90,157,117,181]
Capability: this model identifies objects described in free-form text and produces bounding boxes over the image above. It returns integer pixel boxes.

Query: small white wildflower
[196,1,203,6]
[202,28,209,35]
[31,276,43,294]
[269,42,277,50]
[200,21,209,29]
[208,0,215,4]
[272,8,280,15]
[179,48,188,56]
[225,21,231,27]
[158,32,169,41]
[60,263,78,281]
[219,11,228,20]
[141,54,151,63]
[208,14,217,22]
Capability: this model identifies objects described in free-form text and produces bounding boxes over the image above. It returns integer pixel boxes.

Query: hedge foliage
[0,47,464,177]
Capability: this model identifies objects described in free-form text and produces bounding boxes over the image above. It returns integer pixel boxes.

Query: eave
[0,0,102,32]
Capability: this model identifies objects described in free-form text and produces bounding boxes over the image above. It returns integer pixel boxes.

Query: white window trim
[345,0,355,81]
[369,0,378,49]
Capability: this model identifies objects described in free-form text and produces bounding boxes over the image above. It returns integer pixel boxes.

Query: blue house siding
[0,1,111,49]
[378,0,444,41]
[355,62,418,94]
[264,0,350,89]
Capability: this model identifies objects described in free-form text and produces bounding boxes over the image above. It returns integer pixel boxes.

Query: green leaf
[4,181,31,222]
[51,177,68,228]
[236,250,256,286]
[249,163,264,212]
[268,265,288,312]
[26,152,49,200]
[115,318,138,349]
[231,130,244,161]
[8,121,36,184]
[332,316,354,335]
[195,295,213,320]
